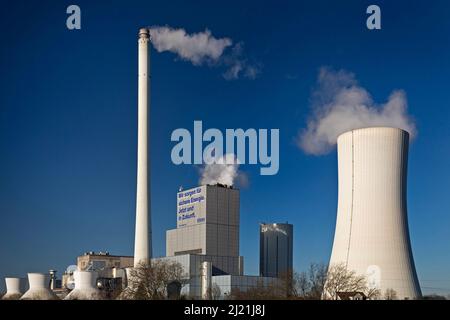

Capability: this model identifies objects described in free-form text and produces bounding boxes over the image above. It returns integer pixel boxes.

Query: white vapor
[199,153,246,187]
[149,26,231,65]
[298,67,416,155]
[149,26,260,80]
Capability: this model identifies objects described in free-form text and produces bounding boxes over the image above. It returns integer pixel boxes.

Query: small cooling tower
[327,127,421,299]
[20,273,58,300]
[64,271,102,300]
[2,277,24,300]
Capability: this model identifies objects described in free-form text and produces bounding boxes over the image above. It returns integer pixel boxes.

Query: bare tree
[294,271,310,298]
[210,283,222,300]
[226,271,308,300]
[273,263,328,300]
[384,288,398,300]
[225,262,381,301]
[323,263,368,300]
[307,263,328,299]
[277,270,296,298]
[219,262,385,301]
[366,287,381,300]
[120,260,186,300]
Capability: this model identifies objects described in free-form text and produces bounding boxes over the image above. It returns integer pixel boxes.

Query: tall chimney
[134,27,151,267]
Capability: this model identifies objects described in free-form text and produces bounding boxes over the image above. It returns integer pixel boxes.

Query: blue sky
[1,0,449,295]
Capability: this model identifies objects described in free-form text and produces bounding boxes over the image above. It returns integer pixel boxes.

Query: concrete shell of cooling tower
[328,127,421,300]
[2,277,25,300]
[20,273,58,300]
[64,271,102,300]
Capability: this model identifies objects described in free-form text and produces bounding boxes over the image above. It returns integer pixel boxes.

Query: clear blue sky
[1,0,449,295]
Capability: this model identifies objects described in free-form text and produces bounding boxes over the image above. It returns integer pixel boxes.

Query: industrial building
[167,184,241,259]
[59,252,133,294]
[327,127,422,299]
[162,184,278,299]
[55,184,279,299]
[260,223,293,278]
[77,252,134,271]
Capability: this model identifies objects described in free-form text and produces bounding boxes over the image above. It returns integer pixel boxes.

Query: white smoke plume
[149,26,260,79]
[222,42,261,80]
[298,67,416,155]
[199,153,247,187]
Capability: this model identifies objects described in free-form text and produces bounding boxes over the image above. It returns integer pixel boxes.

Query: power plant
[1,28,427,301]
[327,127,421,299]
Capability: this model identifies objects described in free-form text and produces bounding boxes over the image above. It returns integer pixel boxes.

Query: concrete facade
[77,252,134,271]
[166,185,240,257]
[328,127,421,299]
[159,184,281,299]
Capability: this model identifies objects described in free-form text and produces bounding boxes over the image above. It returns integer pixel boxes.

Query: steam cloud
[199,153,247,187]
[298,67,416,155]
[149,26,260,80]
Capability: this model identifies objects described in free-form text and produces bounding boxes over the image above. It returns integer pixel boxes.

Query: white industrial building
[160,184,277,299]
[327,127,422,299]
[167,185,240,259]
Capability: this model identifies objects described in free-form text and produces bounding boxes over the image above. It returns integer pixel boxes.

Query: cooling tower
[134,27,152,267]
[64,271,102,300]
[20,273,58,300]
[2,277,24,300]
[328,127,421,299]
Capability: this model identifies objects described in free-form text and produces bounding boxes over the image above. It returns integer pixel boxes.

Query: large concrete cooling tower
[328,127,421,299]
